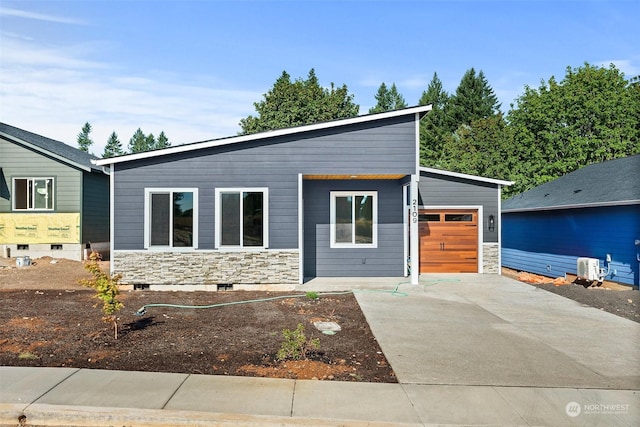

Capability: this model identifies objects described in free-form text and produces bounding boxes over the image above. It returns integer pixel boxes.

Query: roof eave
[503,199,640,213]
[95,105,433,166]
[419,166,514,186]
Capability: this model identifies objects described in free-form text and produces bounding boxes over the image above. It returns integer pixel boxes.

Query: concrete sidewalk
[1,274,639,426]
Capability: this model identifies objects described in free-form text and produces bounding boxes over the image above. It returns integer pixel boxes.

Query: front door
[419,209,478,273]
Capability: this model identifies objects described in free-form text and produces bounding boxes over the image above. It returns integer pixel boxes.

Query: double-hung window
[215,188,268,249]
[330,191,377,248]
[12,178,54,211]
[144,188,198,249]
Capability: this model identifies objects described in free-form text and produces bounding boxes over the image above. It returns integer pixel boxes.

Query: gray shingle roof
[0,122,102,172]
[503,154,640,212]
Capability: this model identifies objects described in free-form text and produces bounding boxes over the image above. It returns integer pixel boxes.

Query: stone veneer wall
[482,243,500,274]
[113,250,299,286]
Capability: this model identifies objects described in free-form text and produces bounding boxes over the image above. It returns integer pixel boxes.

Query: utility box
[577,257,600,281]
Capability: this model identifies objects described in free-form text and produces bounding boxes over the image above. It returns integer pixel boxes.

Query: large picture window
[145,188,197,249]
[215,188,268,248]
[330,191,377,248]
[12,178,54,211]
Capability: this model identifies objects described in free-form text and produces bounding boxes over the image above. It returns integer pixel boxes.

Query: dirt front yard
[1,257,638,384]
[0,257,395,382]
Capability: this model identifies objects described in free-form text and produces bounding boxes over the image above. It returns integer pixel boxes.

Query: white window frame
[12,177,55,211]
[215,187,269,250]
[330,191,378,248]
[144,188,199,250]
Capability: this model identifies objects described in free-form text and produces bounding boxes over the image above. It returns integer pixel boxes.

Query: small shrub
[79,251,124,339]
[305,291,319,300]
[276,323,320,361]
[18,352,38,360]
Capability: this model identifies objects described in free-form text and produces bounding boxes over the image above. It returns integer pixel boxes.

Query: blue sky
[1,0,638,156]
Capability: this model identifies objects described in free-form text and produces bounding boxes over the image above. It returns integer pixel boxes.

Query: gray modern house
[95,106,512,289]
[0,123,110,261]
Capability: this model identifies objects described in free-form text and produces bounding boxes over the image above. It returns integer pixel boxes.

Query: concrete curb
[1,403,422,427]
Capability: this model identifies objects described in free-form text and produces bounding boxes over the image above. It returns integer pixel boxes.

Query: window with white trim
[215,188,268,248]
[330,191,377,248]
[145,188,198,248]
[12,177,54,211]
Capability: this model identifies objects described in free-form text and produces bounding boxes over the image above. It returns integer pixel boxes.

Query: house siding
[303,179,405,278]
[502,205,640,286]
[112,116,417,251]
[418,171,500,243]
[0,138,82,213]
[81,171,110,244]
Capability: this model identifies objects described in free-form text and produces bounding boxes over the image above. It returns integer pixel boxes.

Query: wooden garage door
[419,209,478,273]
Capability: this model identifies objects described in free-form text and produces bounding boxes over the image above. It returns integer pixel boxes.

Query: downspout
[298,173,304,285]
[498,184,502,275]
[108,164,115,276]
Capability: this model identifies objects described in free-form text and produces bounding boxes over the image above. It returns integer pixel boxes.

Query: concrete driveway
[304,274,640,389]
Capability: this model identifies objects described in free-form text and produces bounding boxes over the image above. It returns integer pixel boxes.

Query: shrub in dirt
[305,291,319,300]
[277,323,320,361]
[79,251,124,339]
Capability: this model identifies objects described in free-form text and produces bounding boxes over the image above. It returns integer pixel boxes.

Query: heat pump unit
[577,257,600,281]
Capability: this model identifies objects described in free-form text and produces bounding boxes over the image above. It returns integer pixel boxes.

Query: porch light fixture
[488,215,495,232]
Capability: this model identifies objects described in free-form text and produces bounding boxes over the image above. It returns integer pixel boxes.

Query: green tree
[239,69,359,134]
[103,131,124,158]
[448,68,500,131]
[437,115,518,195]
[419,72,450,167]
[128,128,147,153]
[156,131,171,149]
[77,122,94,153]
[506,63,640,195]
[145,133,156,151]
[369,82,407,113]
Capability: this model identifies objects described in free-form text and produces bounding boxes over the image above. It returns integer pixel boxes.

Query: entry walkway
[1,274,639,426]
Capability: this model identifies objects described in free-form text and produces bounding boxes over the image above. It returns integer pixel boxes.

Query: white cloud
[0,6,85,25]
[0,37,259,157]
[597,59,640,77]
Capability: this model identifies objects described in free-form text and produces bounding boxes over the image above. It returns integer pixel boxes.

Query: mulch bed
[0,289,396,382]
[527,282,639,323]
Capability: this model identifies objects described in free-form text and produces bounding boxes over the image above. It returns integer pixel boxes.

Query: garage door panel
[419,208,478,273]
[421,261,478,273]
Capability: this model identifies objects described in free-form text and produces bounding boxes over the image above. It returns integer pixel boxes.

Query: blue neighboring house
[502,154,640,287]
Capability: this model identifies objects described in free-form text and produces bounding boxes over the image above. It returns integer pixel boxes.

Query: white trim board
[420,167,514,186]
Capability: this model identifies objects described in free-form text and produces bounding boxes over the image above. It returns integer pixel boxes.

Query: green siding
[1,138,83,213]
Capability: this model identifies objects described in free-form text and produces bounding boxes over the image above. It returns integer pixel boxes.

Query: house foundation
[113,250,300,287]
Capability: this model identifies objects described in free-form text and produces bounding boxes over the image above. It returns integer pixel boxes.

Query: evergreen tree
[77,122,94,153]
[128,128,147,153]
[419,72,450,167]
[369,82,407,113]
[103,131,124,158]
[156,131,171,149]
[239,69,359,134]
[448,68,500,131]
[145,133,156,151]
